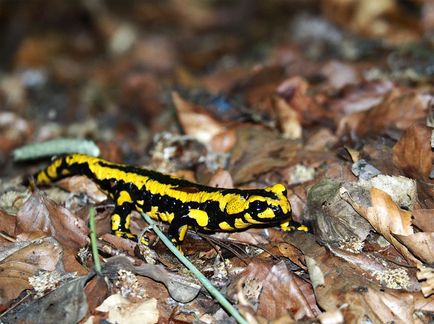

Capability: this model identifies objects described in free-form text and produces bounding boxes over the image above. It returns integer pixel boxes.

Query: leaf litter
[0,1,433,323]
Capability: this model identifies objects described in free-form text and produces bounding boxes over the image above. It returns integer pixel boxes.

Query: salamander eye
[250,200,265,212]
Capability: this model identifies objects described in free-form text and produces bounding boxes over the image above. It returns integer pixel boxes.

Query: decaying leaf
[340,187,420,265]
[337,92,431,139]
[16,191,89,249]
[2,276,88,324]
[57,176,107,203]
[0,237,63,307]
[229,127,300,184]
[276,76,333,125]
[412,209,434,232]
[102,256,201,303]
[289,232,431,323]
[416,264,434,297]
[305,179,372,243]
[207,169,234,188]
[172,91,226,144]
[393,124,433,179]
[229,260,317,321]
[273,96,302,140]
[395,232,434,264]
[95,294,158,324]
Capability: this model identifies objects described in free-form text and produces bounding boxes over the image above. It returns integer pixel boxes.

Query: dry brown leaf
[393,124,433,179]
[412,209,434,232]
[277,242,306,270]
[95,294,159,324]
[273,96,302,140]
[229,127,300,184]
[225,229,269,246]
[0,237,63,307]
[395,232,434,264]
[230,260,316,321]
[329,80,393,116]
[84,276,110,314]
[202,66,249,94]
[207,169,233,189]
[361,287,415,323]
[0,209,16,237]
[322,0,420,43]
[290,232,429,323]
[0,112,32,152]
[276,76,332,125]
[416,264,434,297]
[172,91,226,144]
[337,91,431,139]
[210,129,236,153]
[57,176,107,203]
[341,187,420,265]
[320,61,359,90]
[17,191,89,249]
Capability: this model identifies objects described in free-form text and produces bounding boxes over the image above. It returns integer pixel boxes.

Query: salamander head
[243,183,292,225]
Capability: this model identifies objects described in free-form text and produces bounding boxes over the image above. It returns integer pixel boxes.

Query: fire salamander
[31,154,308,249]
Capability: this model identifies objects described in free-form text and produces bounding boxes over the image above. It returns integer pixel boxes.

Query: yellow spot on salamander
[46,158,62,178]
[188,209,209,227]
[225,195,248,214]
[257,208,275,219]
[159,211,175,223]
[179,225,188,241]
[244,213,263,224]
[112,214,121,231]
[147,206,159,220]
[117,190,132,205]
[297,225,309,232]
[125,214,131,229]
[219,221,233,230]
[36,171,50,184]
[235,218,249,229]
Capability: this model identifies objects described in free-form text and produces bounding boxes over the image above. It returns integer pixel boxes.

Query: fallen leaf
[229,127,300,184]
[337,92,431,139]
[207,169,233,188]
[229,260,317,320]
[416,264,434,297]
[0,237,63,307]
[290,232,428,323]
[320,60,359,90]
[96,294,158,324]
[393,124,433,179]
[273,96,302,140]
[57,176,107,203]
[412,209,434,232]
[276,76,332,125]
[172,91,226,144]
[306,180,372,243]
[395,232,434,264]
[340,187,420,265]
[17,191,89,249]
[2,276,88,324]
[0,209,16,237]
[329,80,393,115]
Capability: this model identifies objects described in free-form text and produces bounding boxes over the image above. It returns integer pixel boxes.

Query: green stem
[141,212,248,324]
[89,207,102,274]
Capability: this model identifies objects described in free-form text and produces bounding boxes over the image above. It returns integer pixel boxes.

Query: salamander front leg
[111,203,137,240]
[167,214,190,252]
